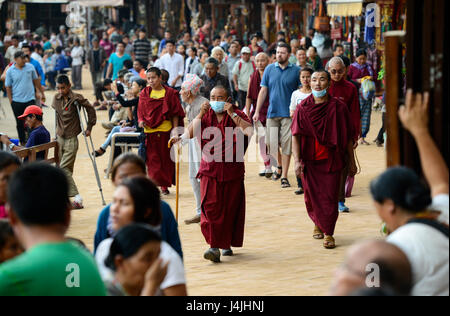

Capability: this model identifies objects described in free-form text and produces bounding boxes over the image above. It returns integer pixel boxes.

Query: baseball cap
[241,47,251,54]
[18,105,43,120]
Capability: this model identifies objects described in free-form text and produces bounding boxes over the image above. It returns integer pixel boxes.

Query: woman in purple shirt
[347,49,375,145]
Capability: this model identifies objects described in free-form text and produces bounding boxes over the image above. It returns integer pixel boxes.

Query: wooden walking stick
[175,143,181,222]
[169,138,181,222]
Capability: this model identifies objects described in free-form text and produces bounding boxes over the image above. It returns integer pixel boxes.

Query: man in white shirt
[158,40,184,90]
[184,47,199,78]
[4,35,21,64]
[31,44,45,72]
[232,47,255,110]
[71,38,84,90]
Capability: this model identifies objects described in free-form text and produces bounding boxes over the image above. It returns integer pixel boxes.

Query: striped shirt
[133,39,151,62]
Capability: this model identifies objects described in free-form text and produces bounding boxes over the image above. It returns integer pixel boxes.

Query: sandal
[94,148,106,157]
[281,178,291,188]
[323,236,336,249]
[313,226,324,239]
[272,166,282,181]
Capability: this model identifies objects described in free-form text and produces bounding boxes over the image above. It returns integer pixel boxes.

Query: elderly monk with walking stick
[169,85,253,263]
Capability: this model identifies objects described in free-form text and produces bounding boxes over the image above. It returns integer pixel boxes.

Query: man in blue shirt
[5,51,43,145]
[253,42,300,188]
[22,45,46,88]
[0,105,50,160]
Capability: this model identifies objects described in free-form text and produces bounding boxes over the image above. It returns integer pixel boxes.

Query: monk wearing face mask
[291,70,356,250]
[169,86,252,263]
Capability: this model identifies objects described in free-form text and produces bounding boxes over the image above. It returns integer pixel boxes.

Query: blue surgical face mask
[210,101,225,113]
[312,89,327,98]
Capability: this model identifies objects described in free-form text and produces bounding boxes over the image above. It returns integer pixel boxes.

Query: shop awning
[21,0,69,3]
[327,0,364,17]
[77,0,124,7]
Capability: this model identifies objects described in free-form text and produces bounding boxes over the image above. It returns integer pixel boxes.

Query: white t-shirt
[290,90,312,112]
[387,195,449,296]
[71,46,84,66]
[95,238,186,295]
[431,194,449,225]
[158,53,184,88]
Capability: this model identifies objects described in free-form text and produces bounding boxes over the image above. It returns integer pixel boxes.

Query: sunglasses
[330,69,345,75]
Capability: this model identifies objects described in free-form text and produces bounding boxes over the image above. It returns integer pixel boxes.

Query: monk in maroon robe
[138,67,185,194]
[292,70,356,249]
[328,57,361,212]
[170,85,253,262]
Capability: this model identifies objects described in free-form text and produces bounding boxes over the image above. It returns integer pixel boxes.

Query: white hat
[241,47,251,54]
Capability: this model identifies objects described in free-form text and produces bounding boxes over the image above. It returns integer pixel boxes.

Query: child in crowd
[289,67,313,195]
[0,151,21,219]
[0,219,23,263]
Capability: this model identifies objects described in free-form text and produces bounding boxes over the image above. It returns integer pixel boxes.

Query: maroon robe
[138,86,185,187]
[247,71,269,126]
[198,108,251,249]
[329,79,361,143]
[291,95,351,236]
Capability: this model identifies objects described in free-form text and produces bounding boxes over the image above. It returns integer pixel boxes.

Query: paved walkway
[0,69,386,295]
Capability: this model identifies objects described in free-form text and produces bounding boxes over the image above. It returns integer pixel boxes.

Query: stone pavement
[0,69,386,295]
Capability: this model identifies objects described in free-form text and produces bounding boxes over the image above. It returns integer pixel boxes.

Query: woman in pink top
[0,151,21,219]
[100,32,115,58]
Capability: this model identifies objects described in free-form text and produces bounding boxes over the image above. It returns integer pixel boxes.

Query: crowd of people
[0,19,448,296]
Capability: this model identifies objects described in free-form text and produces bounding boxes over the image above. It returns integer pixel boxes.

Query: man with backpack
[232,47,255,111]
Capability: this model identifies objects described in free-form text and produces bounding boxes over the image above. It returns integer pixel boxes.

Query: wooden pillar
[384,31,405,168]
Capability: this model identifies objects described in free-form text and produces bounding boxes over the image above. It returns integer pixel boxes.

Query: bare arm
[399,90,449,197]
[106,62,113,79]
[245,77,252,116]
[233,74,239,91]
[6,87,12,104]
[162,284,187,296]
[253,86,268,122]
[292,135,302,178]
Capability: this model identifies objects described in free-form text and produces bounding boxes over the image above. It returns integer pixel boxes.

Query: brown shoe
[184,214,201,225]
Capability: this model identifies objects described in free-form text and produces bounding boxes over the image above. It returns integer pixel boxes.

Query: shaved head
[255,53,269,71]
[330,240,412,296]
[328,57,345,69]
[255,52,268,60]
[328,57,346,82]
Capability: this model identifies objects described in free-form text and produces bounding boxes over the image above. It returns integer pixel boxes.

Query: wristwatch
[9,143,15,151]
[231,112,238,119]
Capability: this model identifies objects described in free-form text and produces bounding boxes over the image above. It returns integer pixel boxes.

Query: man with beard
[253,43,300,188]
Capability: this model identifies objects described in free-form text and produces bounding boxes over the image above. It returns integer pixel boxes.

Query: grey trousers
[71,65,83,89]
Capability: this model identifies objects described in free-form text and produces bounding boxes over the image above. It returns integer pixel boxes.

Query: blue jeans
[101,126,121,150]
